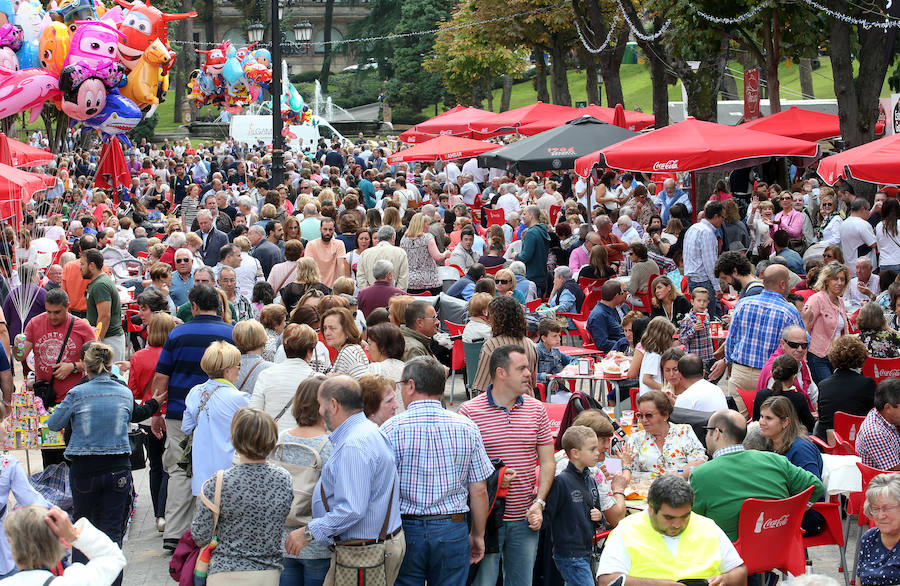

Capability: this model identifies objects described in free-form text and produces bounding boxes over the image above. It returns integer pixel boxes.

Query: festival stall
[0,133,54,168]
[398,105,497,143]
[387,134,499,164]
[468,102,581,139]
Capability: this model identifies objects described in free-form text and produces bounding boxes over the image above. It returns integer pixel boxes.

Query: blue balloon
[223,56,244,84]
[83,91,142,147]
[15,39,39,69]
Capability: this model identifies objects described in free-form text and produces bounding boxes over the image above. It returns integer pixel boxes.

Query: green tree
[424,0,526,108]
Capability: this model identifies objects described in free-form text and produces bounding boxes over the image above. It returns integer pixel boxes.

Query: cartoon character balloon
[13,0,42,69]
[0,65,62,122]
[120,37,169,113]
[59,58,124,120]
[64,20,123,68]
[114,0,194,71]
[38,20,70,74]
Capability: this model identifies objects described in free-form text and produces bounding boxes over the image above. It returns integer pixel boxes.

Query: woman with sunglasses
[773,190,804,242]
[801,261,851,384]
[628,391,706,477]
[751,354,816,434]
[815,191,843,245]
[494,268,525,304]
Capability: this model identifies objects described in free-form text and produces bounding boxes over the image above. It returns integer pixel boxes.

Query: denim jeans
[396,517,469,586]
[70,468,133,586]
[807,353,833,385]
[280,556,330,586]
[473,520,540,586]
[552,555,594,586]
[140,424,168,518]
[687,278,721,319]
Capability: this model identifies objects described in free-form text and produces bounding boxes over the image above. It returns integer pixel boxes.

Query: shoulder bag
[33,317,75,409]
[320,483,395,586]
[169,469,223,586]
[269,438,328,528]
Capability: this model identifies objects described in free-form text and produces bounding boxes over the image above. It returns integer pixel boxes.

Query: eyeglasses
[175,258,192,264]
[821,202,834,207]
[780,196,792,201]
[869,504,899,515]
[496,279,512,284]
[784,340,809,349]
[704,426,721,432]
[637,411,658,419]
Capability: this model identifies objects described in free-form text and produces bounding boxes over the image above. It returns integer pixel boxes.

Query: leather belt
[401,513,466,523]
[335,526,404,547]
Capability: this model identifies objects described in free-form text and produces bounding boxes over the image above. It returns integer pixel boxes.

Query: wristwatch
[71,362,79,374]
[534,498,546,510]
[303,526,312,542]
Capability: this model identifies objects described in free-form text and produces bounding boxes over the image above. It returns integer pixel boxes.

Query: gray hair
[373,259,394,281]
[114,234,129,249]
[69,220,82,231]
[647,474,694,511]
[249,225,266,237]
[303,203,317,216]
[194,267,216,281]
[134,226,147,237]
[742,422,770,451]
[238,196,253,209]
[401,356,446,397]
[863,473,900,518]
[856,256,873,268]
[377,225,396,244]
[168,232,187,249]
[554,265,572,280]
[595,215,612,227]
[319,375,363,412]
[617,214,633,228]
[508,261,526,276]
[196,209,213,222]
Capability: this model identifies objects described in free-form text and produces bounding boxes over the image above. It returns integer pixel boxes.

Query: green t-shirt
[177,301,238,324]
[86,273,123,338]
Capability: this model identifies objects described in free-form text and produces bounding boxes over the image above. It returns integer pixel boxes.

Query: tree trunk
[581,51,599,105]
[501,74,513,111]
[204,0,214,47]
[647,43,669,127]
[681,41,729,122]
[319,0,335,89]
[172,0,192,124]
[471,80,484,109]
[598,26,629,107]
[548,38,572,106]
[799,57,815,98]
[764,11,781,113]
[485,78,494,111]
[532,46,550,103]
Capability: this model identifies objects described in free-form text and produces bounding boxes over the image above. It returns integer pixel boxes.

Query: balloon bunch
[187,40,272,114]
[0,0,194,146]
[280,75,315,131]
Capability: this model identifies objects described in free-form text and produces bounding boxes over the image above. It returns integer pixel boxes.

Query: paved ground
[11,373,856,585]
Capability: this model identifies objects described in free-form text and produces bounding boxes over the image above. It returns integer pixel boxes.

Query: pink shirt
[304,238,347,287]
[803,290,849,358]
[773,209,804,240]
[568,244,590,273]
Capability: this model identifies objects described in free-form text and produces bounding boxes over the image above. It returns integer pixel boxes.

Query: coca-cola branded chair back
[861,356,900,386]
[733,485,814,577]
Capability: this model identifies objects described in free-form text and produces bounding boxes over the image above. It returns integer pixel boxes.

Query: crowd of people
[0,133,894,586]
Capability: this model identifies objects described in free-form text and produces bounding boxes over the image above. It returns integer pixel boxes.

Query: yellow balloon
[120,38,171,107]
[38,21,71,76]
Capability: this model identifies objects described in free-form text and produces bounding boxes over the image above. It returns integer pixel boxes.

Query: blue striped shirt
[155,315,234,419]
[381,399,493,516]
[724,290,804,369]
[309,412,401,544]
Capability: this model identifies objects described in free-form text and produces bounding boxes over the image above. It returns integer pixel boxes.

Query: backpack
[268,438,329,528]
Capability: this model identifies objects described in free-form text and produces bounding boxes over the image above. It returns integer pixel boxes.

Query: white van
[229,115,347,152]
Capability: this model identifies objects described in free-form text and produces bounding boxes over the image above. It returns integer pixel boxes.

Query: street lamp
[270,0,285,187]
[294,19,312,44]
[247,21,265,44]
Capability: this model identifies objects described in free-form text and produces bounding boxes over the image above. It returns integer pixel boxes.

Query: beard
[321,233,333,243]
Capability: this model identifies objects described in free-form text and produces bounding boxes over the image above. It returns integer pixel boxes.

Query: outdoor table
[558,345,603,358]
[822,453,862,496]
[547,371,628,413]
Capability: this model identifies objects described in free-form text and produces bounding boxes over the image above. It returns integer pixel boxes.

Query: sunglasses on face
[496,279,512,284]
[784,340,809,349]
[175,258,192,264]
[821,202,834,207]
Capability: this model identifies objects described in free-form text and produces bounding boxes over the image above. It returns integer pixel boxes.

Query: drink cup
[710,320,719,336]
[698,313,705,325]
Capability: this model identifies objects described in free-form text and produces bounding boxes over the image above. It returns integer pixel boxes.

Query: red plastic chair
[125,308,142,334]
[484,264,502,276]
[861,356,900,386]
[735,388,757,420]
[803,501,850,585]
[577,276,607,295]
[630,274,658,314]
[629,387,640,412]
[733,486,814,578]
[137,250,149,259]
[408,291,433,297]
[559,288,603,324]
[447,264,465,277]
[549,204,562,225]
[445,321,467,405]
[526,298,543,312]
[485,208,505,227]
[571,319,597,350]
[543,402,567,438]
[833,411,866,451]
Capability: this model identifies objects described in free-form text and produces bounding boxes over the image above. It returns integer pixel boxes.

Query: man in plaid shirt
[381,356,494,586]
[856,379,900,471]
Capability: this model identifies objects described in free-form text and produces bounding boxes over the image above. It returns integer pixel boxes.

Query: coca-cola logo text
[762,514,790,530]
[653,160,679,171]
[873,367,900,379]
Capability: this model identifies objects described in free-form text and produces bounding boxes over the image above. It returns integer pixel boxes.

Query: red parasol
[468,102,580,138]
[397,128,440,144]
[816,133,900,185]
[387,135,498,164]
[94,140,132,197]
[0,163,52,230]
[612,103,628,129]
[0,133,54,168]
[739,106,889,143]
[574,117,821,177]
[515,104,656,135]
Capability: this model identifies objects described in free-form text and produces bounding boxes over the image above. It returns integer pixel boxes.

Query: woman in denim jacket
[46,342,135,586]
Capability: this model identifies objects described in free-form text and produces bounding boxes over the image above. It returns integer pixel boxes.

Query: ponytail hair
[83,342,114,375]
[770,353,799,396]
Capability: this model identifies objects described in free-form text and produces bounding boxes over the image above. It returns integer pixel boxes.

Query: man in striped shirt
[382,356,493,586]
[150,284,234,550]
[459,345,555,586]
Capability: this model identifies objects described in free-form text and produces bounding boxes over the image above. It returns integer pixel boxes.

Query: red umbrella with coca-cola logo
[574,117,821,178]
[387,135,498,164]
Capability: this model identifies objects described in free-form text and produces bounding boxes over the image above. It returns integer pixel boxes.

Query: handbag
[129,427,146,470]
[169,469,223,586]
[34,317,75,408]
[269,438,328,528]
[321,483,394,586]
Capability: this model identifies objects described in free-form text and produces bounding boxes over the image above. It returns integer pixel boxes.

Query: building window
[313,27,343,54]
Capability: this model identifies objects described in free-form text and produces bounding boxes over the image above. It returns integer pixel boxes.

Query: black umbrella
[477,115,639,174]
